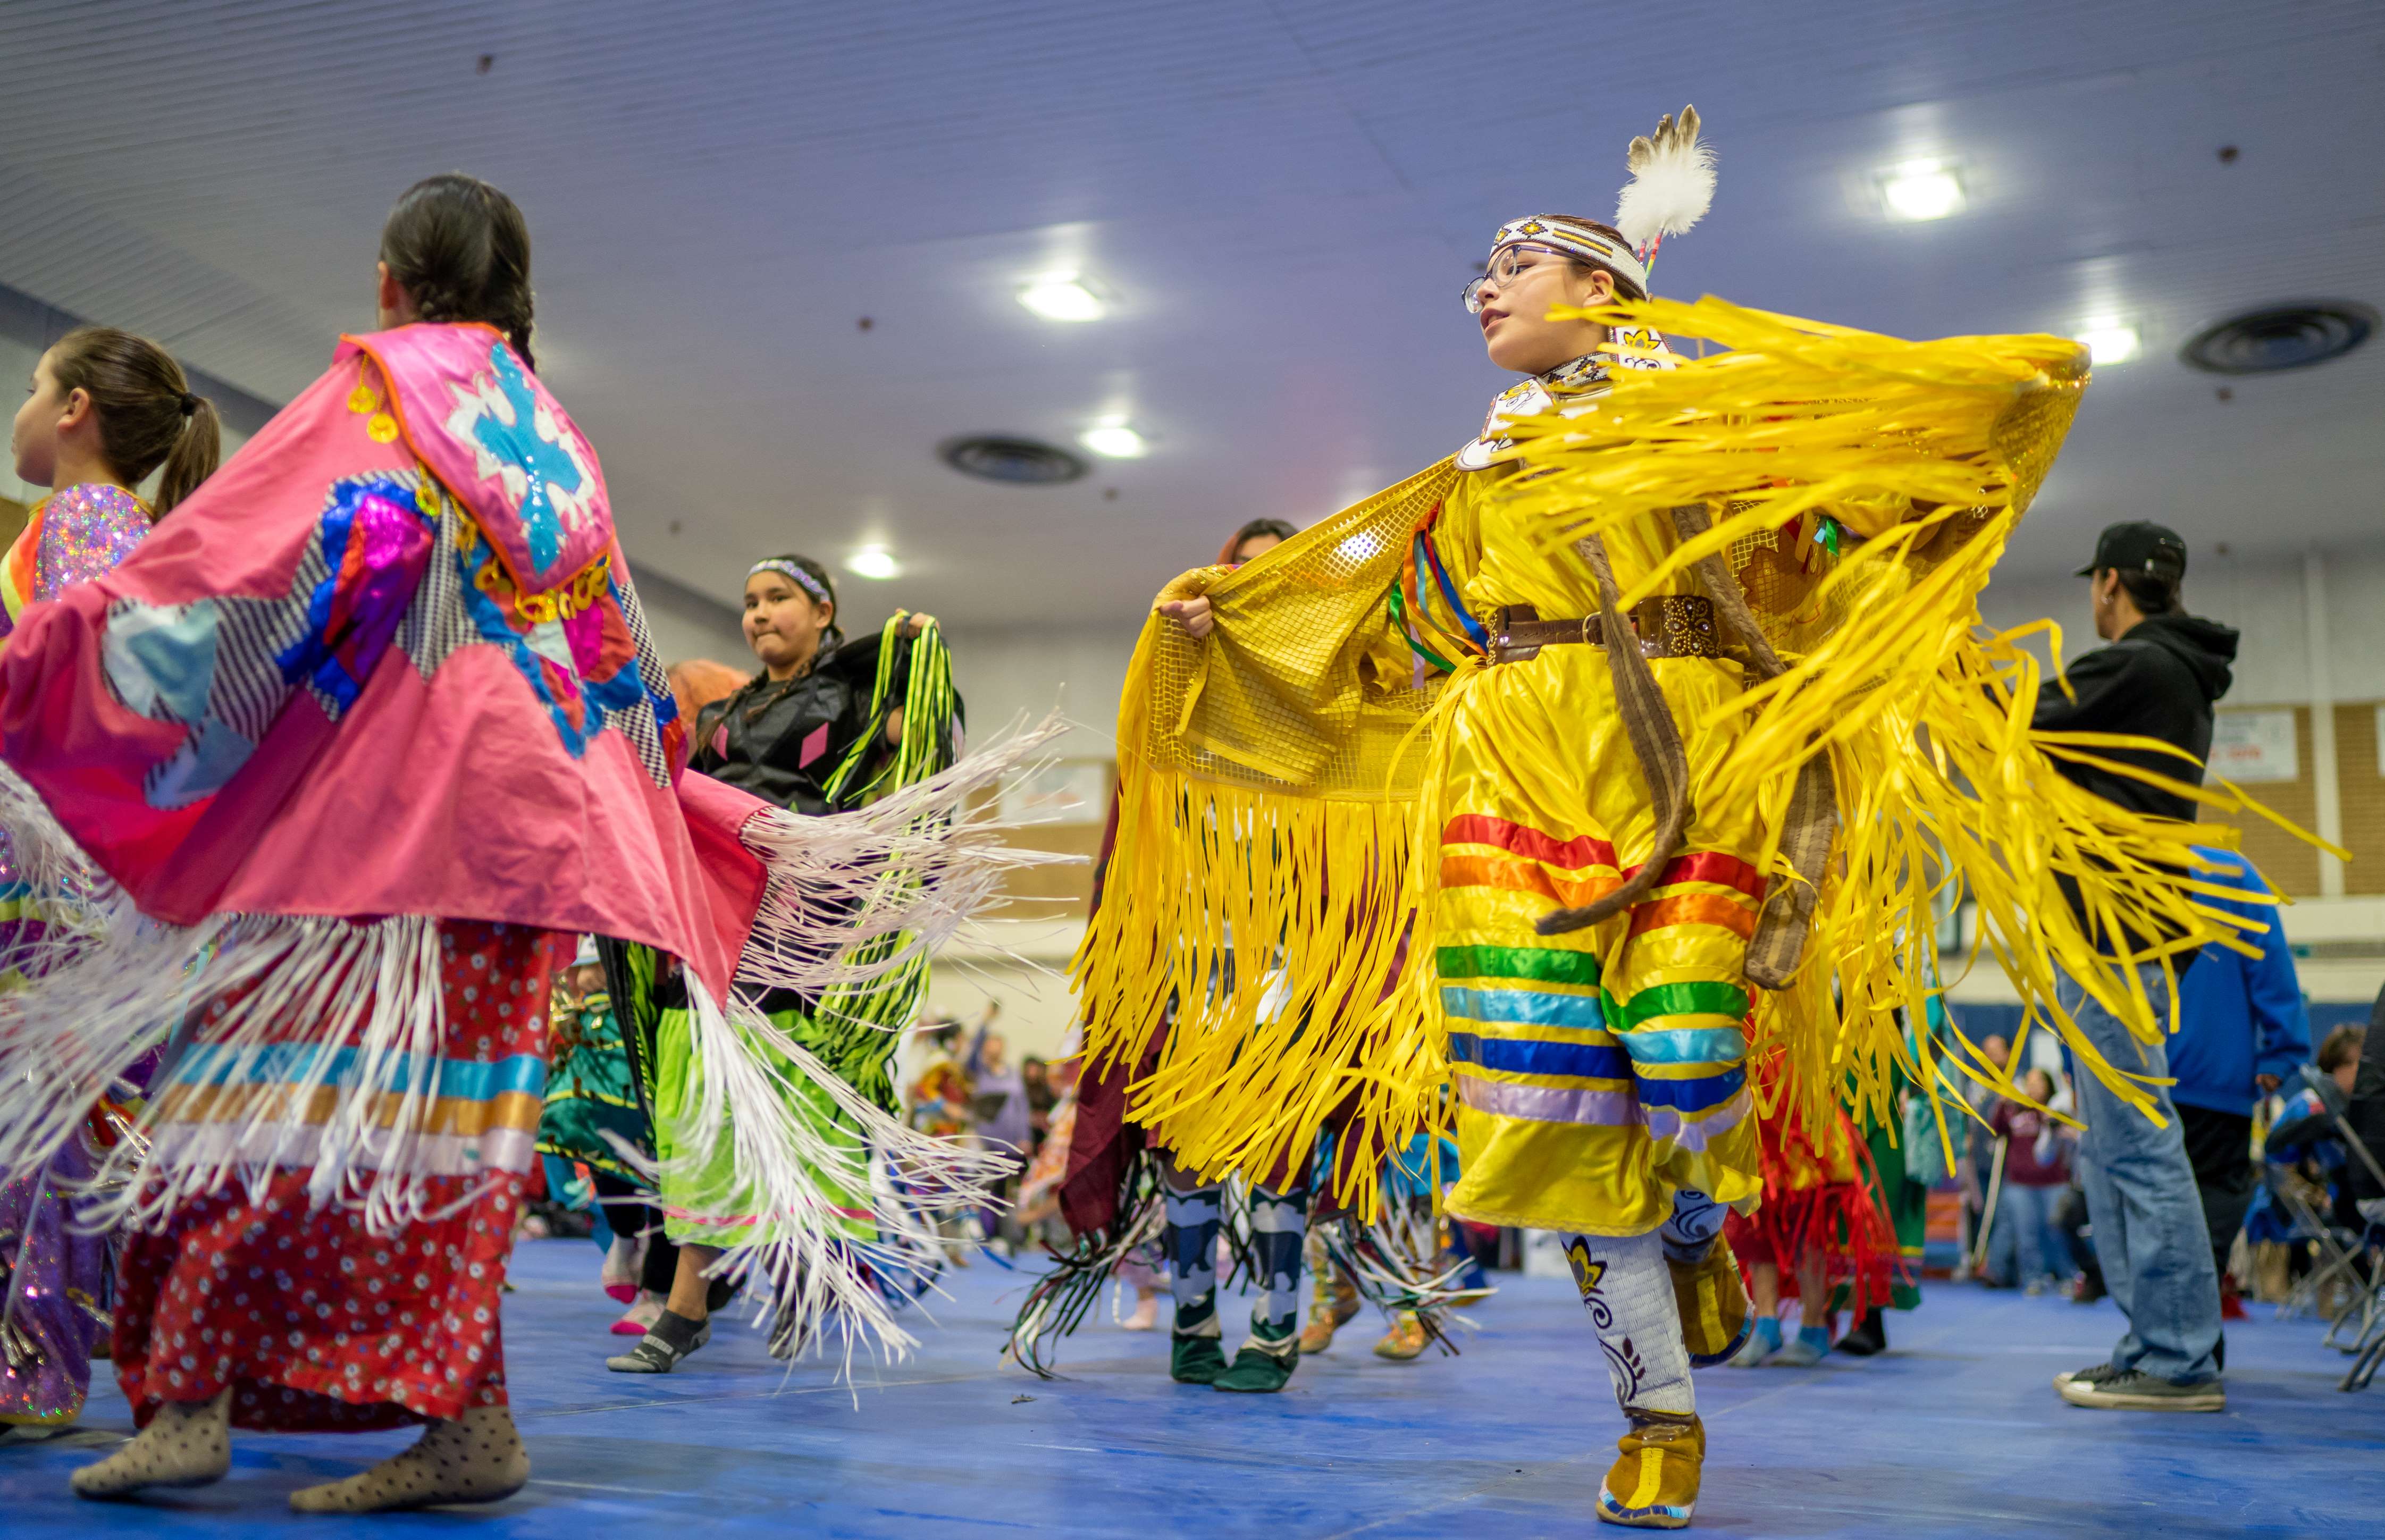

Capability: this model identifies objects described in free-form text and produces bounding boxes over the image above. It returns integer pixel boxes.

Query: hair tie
[178,392,199,417]
[748,558,830,605]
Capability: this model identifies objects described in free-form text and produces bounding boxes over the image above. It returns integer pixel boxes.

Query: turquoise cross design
[471,344,583,574]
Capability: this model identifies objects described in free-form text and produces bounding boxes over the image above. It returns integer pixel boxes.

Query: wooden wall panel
[2336,701,2385,895]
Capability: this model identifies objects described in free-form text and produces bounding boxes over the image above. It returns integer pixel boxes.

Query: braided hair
[379,174,537,369]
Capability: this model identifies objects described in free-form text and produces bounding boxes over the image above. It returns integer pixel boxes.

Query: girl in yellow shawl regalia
[1083,107,2282,1530]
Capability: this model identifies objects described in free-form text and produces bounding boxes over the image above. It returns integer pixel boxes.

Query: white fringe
[635,973,1021,1376]
[731,712,1073,999]
[0,903,482,1237]
[0,761,120,980]
[0,715,1080,1372]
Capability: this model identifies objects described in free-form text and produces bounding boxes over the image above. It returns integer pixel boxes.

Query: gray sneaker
[605,1309,711,1373]
[2052,1361,2123,1392]
[2056,1365,2223,1411]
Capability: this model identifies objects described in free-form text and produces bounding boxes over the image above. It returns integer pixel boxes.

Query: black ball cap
[2077,520,2187,579]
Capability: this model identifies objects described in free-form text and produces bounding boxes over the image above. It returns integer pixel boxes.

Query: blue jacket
[2168,848,2310,1116]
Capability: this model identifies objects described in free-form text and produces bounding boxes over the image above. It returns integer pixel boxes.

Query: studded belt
[1488,595,1720,664]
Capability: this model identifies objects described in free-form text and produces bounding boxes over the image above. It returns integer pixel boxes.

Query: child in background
[1987,1067,2075,1293]
[535,938,660,1329]
[1,325,216,1441]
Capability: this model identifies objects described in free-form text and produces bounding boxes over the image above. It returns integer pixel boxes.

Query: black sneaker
[606,1309,711,1373]
[1836,1307,1888,1358]
[2056,1365,2223,1411]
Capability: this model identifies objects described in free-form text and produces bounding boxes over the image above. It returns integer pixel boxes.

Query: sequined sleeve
[32,486,150,601]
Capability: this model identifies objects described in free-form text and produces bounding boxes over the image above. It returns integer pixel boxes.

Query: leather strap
[1667,502,1839,990]
[1490,595,1719,664]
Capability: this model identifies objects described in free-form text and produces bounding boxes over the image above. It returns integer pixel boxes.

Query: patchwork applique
[276,475,439,712]
[447,513,675,769]
[103,472,436,810]
[99,468,683,814]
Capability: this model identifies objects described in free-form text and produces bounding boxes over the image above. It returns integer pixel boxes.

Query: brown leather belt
[1489,595,1719,664]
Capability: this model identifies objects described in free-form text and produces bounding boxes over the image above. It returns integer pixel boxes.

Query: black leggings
[591,1170,737,1309]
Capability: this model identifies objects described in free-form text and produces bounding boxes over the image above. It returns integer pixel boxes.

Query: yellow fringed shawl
[1076,465,1451,1210]
[1499,296,2333,1146]
[1078,294,2333,1208]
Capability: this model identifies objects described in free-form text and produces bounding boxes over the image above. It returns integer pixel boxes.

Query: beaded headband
[749,559,830,605]
[1487,217,1651,298]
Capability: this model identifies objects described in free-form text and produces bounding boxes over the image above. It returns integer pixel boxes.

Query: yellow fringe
[1079,291,2336,1197]
[1493,294,2329,1145]
[1074,464,1453,1216]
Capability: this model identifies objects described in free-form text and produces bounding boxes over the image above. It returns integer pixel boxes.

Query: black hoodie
[2031,612,2240,820]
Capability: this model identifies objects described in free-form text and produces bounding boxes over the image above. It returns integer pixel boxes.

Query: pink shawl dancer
[0,325,1048,1348]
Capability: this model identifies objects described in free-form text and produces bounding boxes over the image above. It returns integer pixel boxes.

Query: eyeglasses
[1462,243,1571,314]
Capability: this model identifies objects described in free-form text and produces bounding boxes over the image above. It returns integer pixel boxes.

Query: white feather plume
[1614,105,1715,254]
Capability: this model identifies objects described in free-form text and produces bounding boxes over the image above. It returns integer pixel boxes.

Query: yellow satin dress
[1407,457,1766,1235]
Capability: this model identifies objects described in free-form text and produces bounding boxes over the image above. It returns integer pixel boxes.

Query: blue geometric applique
[468,346,583,575]
[147,713,259,811]
[273,475,435,716]
[453,542,594,759]
[102,598,221,725]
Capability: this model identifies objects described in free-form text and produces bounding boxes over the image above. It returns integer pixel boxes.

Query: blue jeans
[1987,1181,2065,1287]
[2060,963,2222,1384]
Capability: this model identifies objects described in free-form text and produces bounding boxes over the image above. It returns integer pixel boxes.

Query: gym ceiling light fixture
[1079,420,1147,459]
[847,547,900,580]
[1878,159,1965,222]
[938,435,1089,485]
[2075,319,2142,365]
[1018,276,1105,322]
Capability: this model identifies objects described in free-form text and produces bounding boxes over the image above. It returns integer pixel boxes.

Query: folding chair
[2291,1063,2385,1392]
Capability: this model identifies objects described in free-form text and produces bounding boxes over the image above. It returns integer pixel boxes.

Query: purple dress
[0,482,150,1429]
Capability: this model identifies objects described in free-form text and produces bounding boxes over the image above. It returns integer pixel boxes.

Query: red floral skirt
[113,919,564,1432]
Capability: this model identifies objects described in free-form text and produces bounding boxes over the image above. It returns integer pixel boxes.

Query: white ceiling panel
[1,0,2378,632]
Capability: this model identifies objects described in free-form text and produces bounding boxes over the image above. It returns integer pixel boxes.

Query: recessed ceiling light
[938,435,1088,484]
[2181,301,2376,374]
[1079,422,1147,459]
[2075,320,2141,365]
[1879,159,1965,222]
[1018,276,1105,323]
[848,546,899,579]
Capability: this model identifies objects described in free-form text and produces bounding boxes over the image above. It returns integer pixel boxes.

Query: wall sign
[2208,709,2299,784]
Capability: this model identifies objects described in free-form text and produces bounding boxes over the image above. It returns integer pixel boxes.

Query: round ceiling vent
[2180,301,2376,375]
[938,434,1088,485]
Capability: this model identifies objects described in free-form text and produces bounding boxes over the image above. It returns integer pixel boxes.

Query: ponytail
[156,393,221,515]
[44,326,221,518]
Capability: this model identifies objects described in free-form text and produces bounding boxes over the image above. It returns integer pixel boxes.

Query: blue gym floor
[5,1238,2380,1536]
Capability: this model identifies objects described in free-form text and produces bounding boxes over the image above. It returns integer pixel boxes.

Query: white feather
[1614,124,1716,253]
